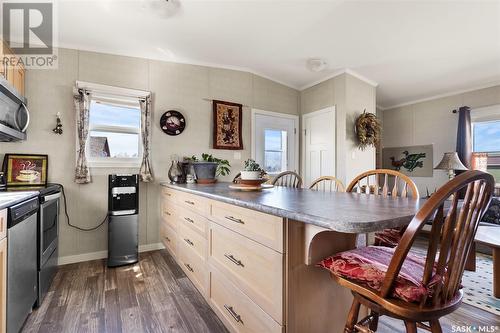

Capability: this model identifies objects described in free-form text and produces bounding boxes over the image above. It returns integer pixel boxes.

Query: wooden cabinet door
[14,66,25,96]
[0,210,6,241]
[0,40,7,79]
[0,238,6,333]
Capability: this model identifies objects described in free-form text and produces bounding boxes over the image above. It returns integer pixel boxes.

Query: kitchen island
[159,182,421,333]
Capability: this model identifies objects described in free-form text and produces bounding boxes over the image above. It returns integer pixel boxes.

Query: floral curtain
[139,97,154,182]
[74,89,92,184]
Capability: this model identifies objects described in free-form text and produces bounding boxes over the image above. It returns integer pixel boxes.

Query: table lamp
[434,152,468,180]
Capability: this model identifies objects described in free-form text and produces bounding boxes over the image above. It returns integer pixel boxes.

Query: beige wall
[381,85,500,194]
[0,48,299,261]
[300,73,377,185]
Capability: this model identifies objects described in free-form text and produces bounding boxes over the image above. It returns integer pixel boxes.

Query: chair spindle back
[380,171,494,307]
[309,176,345,192]
[346,169,419,199]
[271,171,303,188]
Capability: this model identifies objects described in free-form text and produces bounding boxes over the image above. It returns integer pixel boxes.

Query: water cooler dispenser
[108,174,139,267]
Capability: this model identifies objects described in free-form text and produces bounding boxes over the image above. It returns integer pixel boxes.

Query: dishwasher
[7,197,38,333]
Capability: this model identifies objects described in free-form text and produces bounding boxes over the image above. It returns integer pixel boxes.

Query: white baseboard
[58,242,165,266]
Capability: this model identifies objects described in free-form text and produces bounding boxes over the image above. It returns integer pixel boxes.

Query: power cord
[57,183,108,231]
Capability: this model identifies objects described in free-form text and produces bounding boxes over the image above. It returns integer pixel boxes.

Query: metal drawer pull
[224,216,244,224]
[185,200,195,205]
[224,304,243,324]
[184,238,194,246]
[184,263,194,272]
[224,253,244,267]
[184,217,194,224]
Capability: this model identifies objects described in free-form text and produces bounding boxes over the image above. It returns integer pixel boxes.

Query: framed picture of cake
[2,154,48,186]
[213,100,243,150]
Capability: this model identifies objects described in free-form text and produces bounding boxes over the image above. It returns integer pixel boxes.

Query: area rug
[461,253,500,316]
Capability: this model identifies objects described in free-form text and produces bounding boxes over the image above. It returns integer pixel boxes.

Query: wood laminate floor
[21,249,499,333]
[22,250,228,333]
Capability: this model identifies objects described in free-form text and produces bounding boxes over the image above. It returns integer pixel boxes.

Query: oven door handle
[43,192,61,202]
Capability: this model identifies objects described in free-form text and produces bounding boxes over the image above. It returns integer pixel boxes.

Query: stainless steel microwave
[0,77,29,141]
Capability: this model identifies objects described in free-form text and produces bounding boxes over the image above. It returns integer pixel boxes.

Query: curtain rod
[78,88,148,102]
[202,98,249,108]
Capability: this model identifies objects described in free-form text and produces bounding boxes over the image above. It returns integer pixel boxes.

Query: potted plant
[185,154,231,184]
[241,159,263,180]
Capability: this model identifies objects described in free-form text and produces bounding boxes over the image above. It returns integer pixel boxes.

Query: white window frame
[471,104,500,156]
[76,81,150,169]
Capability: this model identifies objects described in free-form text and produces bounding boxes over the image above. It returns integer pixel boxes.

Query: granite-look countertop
[0,191,39,210]
[160,182,422,233]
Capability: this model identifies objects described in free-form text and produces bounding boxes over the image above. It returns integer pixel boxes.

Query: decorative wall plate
[160,110,186,136]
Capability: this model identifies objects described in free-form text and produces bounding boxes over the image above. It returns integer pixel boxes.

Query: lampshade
[434,152,468,171]
[471,152,488,172]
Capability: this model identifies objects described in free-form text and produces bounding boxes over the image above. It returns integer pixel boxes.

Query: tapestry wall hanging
[382,145,433,177]
[213,100,243,150]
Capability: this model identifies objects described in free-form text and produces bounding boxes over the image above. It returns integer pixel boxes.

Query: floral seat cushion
[374,228,403,247]
[317,246,437,303]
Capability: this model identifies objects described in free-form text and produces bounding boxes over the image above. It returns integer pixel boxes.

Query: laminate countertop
[160,182,422,233]
[0,191,39,210]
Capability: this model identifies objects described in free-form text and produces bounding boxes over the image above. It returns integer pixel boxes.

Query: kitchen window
[87,97,142,168]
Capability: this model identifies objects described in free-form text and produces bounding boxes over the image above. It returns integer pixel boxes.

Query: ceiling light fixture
[144,0,181,18]
[307,58,328,72]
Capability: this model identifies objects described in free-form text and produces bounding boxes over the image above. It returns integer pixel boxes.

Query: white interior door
[303,107,336,187]
[252,110,299,176]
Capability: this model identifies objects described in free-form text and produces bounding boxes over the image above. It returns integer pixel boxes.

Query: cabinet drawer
[0,209,6,240]
[161,200,177,230]
[176,206,208,237]
[178,223,207,260]
[211,201,283,253]
[160,223,177,257]
[210,268,283,333]
[178,241,208,296]
[177,191,210,216]
[161,187,178,202]
[209,223,283,323]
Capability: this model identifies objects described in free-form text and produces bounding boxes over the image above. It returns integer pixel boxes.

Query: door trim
[301,106,336,185]
[251,109,300,173]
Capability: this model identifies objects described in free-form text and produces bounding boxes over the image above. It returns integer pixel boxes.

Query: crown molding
[378,80,500,110]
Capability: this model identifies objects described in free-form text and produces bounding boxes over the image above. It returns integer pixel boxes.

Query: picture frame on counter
[2,154,48,187]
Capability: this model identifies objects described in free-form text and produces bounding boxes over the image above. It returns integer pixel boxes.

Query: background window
[473,120,500,181]
[264,129,288,174]
[473,120,500,153]
[87,99,142,167]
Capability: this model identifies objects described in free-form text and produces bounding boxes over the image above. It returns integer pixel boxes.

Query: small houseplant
[241,159,263,180]
[185,154,231,184]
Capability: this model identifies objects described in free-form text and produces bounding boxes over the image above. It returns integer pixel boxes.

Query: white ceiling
[50,0,500,108]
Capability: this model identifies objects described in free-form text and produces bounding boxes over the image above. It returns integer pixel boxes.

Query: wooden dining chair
[309,176,345,192]
[346,169,419,247]
[318,170,495,333]
[270,171,303,188]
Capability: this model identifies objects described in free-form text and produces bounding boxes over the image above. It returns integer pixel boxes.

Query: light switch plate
[233,152,242,160]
